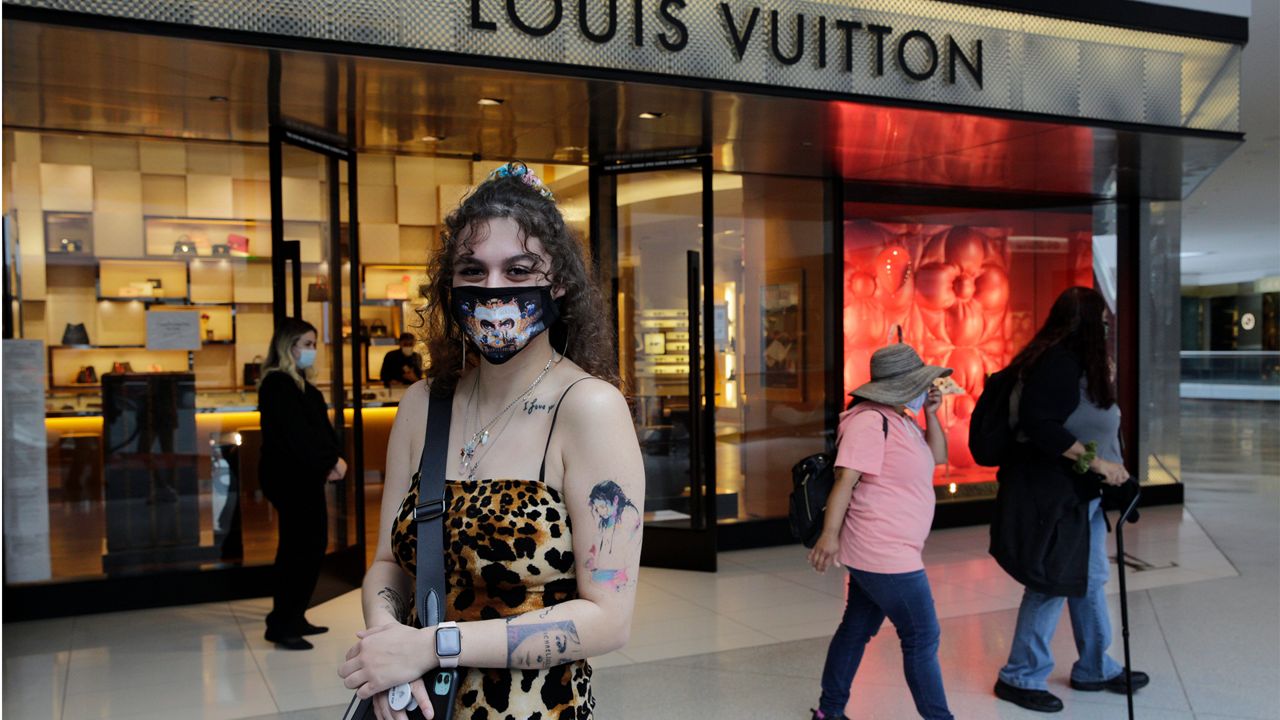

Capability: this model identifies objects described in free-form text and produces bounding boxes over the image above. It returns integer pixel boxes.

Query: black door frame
[595,152,719,572]
[267,54,366,591]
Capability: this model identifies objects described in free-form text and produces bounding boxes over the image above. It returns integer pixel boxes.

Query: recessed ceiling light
[421,135,445,142]
[478,97,505,106]
[638,111,665,120]
[208,95,229,102]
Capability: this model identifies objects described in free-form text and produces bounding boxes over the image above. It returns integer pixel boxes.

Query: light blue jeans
[999,498,1124,690]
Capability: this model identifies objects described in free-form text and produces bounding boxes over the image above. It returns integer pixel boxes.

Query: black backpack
[788,406,889,548]
[968,366,1020,467]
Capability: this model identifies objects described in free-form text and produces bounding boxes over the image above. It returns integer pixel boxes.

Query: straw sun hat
[851,343,953,406]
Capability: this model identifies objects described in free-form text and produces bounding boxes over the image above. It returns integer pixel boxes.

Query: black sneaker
[810,709,849,720]
[1070,670,1150,694]
[994,679,1064,713]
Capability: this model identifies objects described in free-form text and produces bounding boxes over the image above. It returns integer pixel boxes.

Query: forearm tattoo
[377,587,409,623]
[584,479,642,592]
[506,620,582,668]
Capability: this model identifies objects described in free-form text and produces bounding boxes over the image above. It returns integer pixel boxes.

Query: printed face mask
[451,285,560,365]
[905,391,928,412]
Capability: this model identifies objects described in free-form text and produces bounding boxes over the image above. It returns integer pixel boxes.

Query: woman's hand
[1090,457,1130,487]
[339,622,436,700]
[370,678,433,720]
[328,457,348,481]
[924,386,943,415]
[807,531,841,574]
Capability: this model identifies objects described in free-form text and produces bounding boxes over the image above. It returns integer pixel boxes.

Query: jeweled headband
[485,161,555,202]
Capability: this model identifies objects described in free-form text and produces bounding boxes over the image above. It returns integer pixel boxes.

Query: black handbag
[343,391,457,720]
[243,355,264,387]
[62,322,90,346]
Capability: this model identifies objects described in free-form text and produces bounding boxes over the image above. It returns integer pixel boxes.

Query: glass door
[270,119,366,589]
[608,160,717,571]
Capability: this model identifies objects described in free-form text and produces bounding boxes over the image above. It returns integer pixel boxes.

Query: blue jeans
[819,568,954,719]
[999,498,1124,690]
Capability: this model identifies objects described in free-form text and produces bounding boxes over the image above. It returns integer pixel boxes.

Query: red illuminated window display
[843,212,1095,487]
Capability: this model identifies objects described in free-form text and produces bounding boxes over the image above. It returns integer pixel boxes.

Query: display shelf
[363,264,426,302]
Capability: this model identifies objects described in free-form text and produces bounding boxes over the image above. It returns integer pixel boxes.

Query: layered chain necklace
[458,353,557,480]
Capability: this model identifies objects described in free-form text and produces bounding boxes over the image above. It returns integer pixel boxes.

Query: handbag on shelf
[370,320,388,338]
[111,362,135,375]
[308,273,331,302]
[243,355,264,387]
[343,391,458,720]
[226,234,251,257]
[74,366,98,384]
[61,322,90,346]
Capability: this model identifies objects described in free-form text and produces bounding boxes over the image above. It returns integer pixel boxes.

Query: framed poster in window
[762,268,804,402]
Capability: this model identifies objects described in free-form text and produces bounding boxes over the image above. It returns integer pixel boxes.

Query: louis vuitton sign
[470,0,984,88]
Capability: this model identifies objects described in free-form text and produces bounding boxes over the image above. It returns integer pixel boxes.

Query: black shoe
[298,622,329,636]
[264,629,314,650]
[810,710,849,720]
[995,679,1064,713]
[1070,670,1150,694]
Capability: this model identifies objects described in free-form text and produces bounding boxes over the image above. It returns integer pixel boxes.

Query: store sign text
[470,0,983,88]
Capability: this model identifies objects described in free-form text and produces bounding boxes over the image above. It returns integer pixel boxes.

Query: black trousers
[265,485,328,635]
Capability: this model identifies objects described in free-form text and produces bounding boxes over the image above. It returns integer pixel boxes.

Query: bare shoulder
[558,376,630,426]
[394,379,431,426]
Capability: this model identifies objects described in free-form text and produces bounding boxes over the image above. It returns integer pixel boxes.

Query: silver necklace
[459,353,556,480]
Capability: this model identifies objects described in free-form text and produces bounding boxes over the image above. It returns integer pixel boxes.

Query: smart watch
[435,621,461,669]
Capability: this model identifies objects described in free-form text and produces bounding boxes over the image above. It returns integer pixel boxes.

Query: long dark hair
[1009,286,1115,408]
[418,163,619,397]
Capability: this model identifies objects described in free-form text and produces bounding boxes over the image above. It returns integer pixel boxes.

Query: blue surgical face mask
[905,391,927,412]
[296,348,317,370]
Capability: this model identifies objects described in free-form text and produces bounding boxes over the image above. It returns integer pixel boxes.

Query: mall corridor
[4,400,1275,720]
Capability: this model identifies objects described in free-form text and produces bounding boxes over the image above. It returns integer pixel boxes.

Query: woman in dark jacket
[990,287,1147,713]
[259,317,346,650]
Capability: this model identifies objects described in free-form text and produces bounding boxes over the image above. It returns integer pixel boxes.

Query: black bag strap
[414,390,453,628]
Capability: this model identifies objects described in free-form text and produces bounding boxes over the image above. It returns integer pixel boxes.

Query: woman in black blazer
[258,317,346,650]
[990,287,1146,713]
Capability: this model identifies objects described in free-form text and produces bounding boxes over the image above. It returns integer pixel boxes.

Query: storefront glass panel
[843,201,1116,503]
[714,174,830,522]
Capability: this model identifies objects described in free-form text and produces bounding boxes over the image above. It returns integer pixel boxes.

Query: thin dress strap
[538,377,594,484]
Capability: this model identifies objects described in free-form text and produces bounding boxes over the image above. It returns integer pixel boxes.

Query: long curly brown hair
[1009,286,1115,408]
[417,164,619,398]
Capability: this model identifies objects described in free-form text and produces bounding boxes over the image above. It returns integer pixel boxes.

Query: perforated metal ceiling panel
[3,0,1242,132]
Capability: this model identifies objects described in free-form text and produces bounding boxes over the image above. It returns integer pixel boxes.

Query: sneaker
[1070,670,1150,693]
[810,709,849,720]
[994,679,1064,713]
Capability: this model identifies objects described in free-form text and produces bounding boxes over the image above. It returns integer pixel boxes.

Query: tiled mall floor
[5,399,1277,719]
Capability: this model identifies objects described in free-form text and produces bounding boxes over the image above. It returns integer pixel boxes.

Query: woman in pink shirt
[808,343,954,720]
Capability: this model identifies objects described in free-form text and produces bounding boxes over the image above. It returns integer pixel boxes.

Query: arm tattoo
[584,479,642,592]
[506,620,582,668]
[377,587,409,623]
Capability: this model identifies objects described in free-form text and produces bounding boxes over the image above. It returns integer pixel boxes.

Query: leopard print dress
[392,478,595,720]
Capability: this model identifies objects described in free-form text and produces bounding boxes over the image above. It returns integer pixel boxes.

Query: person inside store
[338,161,644,719]
[258,317,347,651]
[990,286,1147,713]
[807,343,955,720]
[380,332,424,388]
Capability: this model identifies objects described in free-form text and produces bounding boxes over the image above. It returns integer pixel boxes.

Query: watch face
[436,627,461,657]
